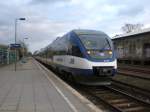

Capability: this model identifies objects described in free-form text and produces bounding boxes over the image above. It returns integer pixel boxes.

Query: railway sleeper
[123,106,148,112]
[98,94,124,100]
[108,98,129,104]
[114,102,136,108]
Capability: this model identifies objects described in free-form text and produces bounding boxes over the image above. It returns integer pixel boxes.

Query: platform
[0,58,103,112]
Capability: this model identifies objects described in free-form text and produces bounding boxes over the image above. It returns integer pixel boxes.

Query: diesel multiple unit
[36,29,117,85]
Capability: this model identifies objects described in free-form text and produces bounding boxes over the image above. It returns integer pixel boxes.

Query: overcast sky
[0,0,150,52]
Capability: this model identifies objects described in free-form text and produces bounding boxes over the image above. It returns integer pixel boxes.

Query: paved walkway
[0,58,101,112]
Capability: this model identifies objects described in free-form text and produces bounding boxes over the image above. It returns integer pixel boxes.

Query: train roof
[112,27,150,40]
[72,29,106,35]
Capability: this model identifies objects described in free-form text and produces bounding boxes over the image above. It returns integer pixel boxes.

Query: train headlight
[87,51,91,54]
[108,50,112,55]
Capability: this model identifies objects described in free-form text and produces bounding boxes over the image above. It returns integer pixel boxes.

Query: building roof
[0,44,8,49]
[112,27,150,40]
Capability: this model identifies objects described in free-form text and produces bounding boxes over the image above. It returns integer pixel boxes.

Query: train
[36,29,117,85]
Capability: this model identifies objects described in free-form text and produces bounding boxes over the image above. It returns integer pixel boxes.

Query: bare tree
[122,23,143,33]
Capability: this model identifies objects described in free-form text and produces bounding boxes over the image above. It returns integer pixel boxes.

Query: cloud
[30,0,70,5]
[118,5,144,17]
[0,0,150,52]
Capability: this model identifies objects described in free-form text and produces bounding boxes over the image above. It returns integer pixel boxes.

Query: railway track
[118,65,150,74]
[111,80,150,102]
[80,85,150,112]
[117,71,150,80]
[118,65,150,80]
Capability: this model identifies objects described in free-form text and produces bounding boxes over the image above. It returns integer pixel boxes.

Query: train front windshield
[79,34,113,60]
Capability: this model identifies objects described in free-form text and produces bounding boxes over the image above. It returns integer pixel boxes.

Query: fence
[0,47,18,65]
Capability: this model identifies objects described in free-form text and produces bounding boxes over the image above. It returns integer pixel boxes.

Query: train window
[54,35,69,55]
[68,39,83,57]
[78,34,112,50]
[71,45,82,57]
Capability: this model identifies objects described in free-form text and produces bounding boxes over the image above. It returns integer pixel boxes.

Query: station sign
[10,44,21,48]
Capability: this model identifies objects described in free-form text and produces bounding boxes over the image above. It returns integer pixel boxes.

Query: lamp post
[14,18,26,71]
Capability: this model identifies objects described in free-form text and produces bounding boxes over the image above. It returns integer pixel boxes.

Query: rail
[81,85,150,112]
